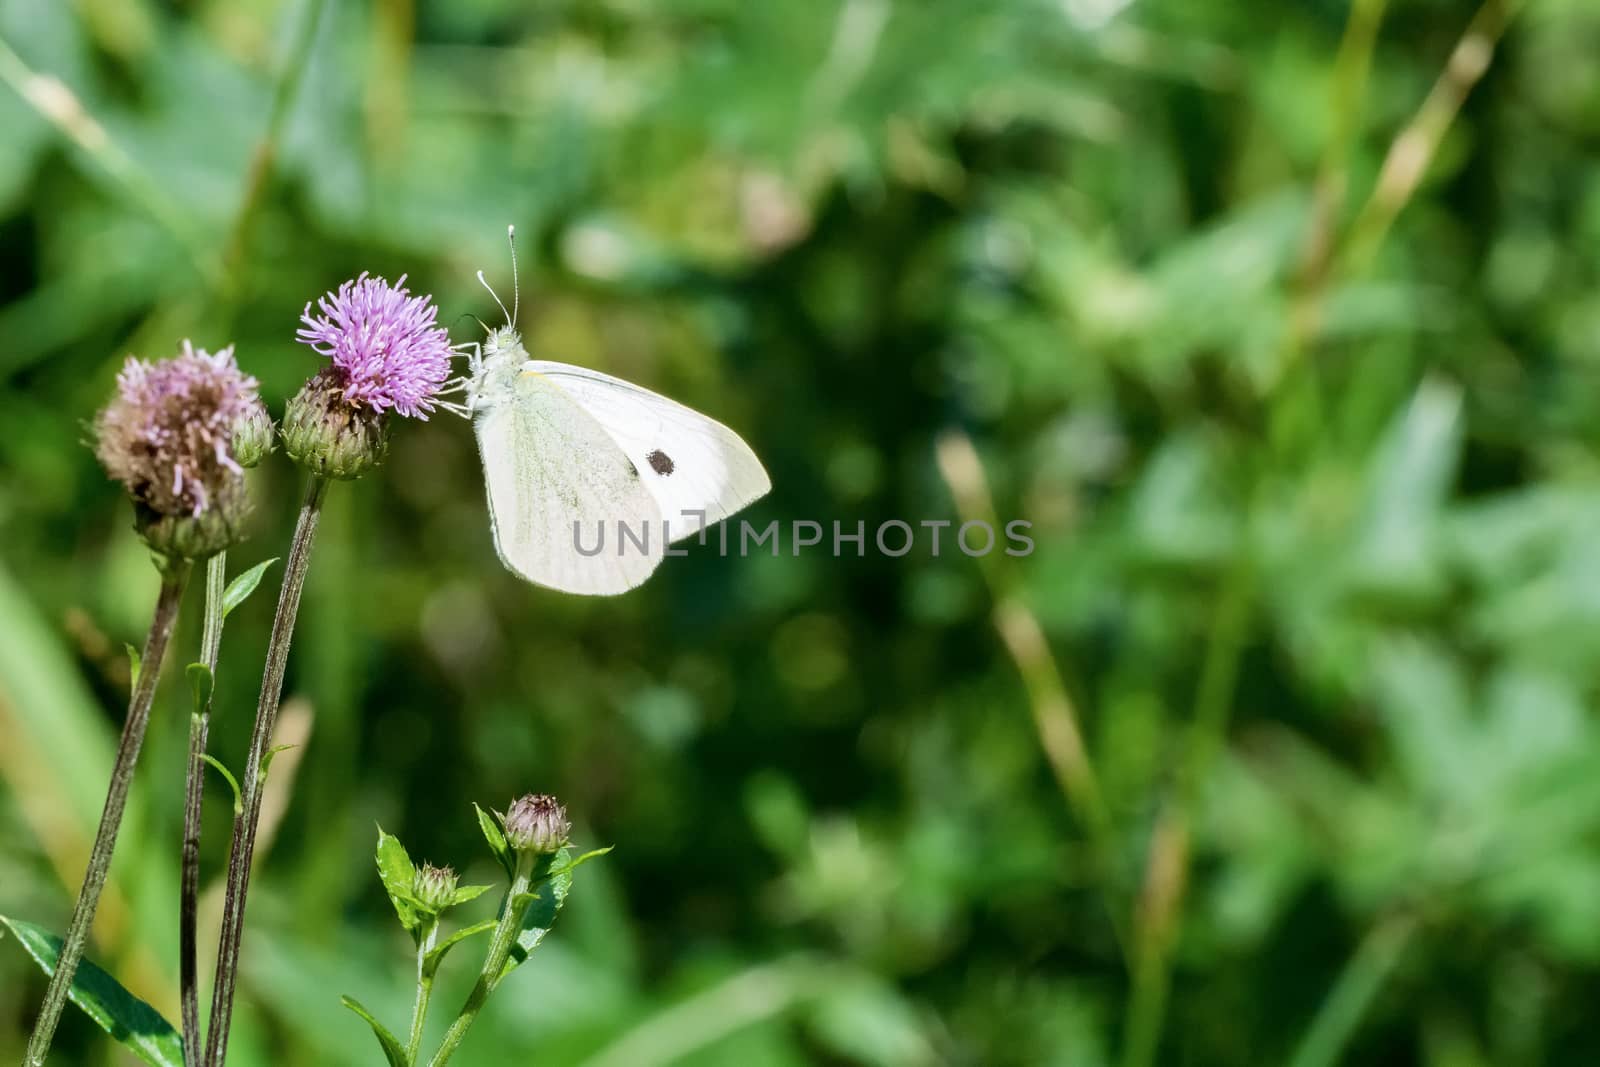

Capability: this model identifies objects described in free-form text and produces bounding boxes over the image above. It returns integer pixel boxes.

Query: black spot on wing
[647,449,675,476]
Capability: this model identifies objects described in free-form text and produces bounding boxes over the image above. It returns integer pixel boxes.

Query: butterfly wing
[475,370,665,595]
[525,361,771,543]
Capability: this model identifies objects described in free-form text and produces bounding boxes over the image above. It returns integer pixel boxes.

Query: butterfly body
[465,325,528,416]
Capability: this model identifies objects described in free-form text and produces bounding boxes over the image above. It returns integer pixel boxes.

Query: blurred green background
[5,0,1600,1063]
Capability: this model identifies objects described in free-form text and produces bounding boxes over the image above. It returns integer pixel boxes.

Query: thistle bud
[281,369,389,480]
[231,399,276,468]
[412,863,459,914]
[503,794,570,855]
[94,341,262,561]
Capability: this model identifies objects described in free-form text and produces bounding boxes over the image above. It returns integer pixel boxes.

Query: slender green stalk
[1120,562,1253,1067]
[24,561,192,1066]
[934,430,1129,966]
[426,859,540,1067]
[204,477,329,1066]
[1289,915,1417,1067]
[405,919,441,1064]
[218,0,328,294]
[180,552,228,1064]
[1342,0,1522,273]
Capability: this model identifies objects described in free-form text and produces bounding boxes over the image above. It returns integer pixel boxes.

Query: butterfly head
[484,324,526,360]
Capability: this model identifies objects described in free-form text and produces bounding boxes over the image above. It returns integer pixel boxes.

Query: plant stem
[24,561,192,1066]
[204,477,329,1066]
[1342,0,1521,273]
[219,0,328,295]
[1120,560,1253,1067]
[405,920,440,1064]
[933,431,1129,966]
[426,859,538,1067]
[180,552,228,1064]
[1289,914,1417,1067]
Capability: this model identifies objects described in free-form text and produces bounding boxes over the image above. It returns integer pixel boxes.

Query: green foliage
[474,804,514,881]
[375,828,422,933]
[7,0,1600,1064]
[201,753,244,815]
[424,921,495,973]
[504,849,572,978]
[0,917,183,1067]
[221,558,279,618]
[185,661,213,712]
[125,643,141,692]
[341,995,408,1067]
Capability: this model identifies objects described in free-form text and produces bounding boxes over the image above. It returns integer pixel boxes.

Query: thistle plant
[342,794,609,1067]
[204,273,453,1066]
[10,271,615,1067]
[24,343,264,1066]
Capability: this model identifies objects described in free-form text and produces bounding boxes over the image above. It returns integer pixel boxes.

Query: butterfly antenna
[477,269,512,326]
[507,224,520,327]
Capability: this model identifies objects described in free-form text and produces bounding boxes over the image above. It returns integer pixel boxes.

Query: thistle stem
[180,552,228,1064]
[24,561,192,1067]
[426,858,540,1067]
[405,920,440,1064]
[204,477,329,1066]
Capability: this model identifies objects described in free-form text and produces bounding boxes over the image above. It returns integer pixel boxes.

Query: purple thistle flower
[296,272,452,419]
[96,341,263,519]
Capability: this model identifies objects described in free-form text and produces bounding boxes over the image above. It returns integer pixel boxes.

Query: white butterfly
[453,236,770,596]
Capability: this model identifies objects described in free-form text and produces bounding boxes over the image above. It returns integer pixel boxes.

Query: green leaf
[375,827,419,931]
[423,918,496,974]
[339,995,406,1067]
[546,845,613,881]
[126,642,141,691]
[186,662,213,714]
[475,802,513,879]
[201,754,243,816]
[222,558,279,618]
[0,915,184,1067]
[259,743,298,784]
[500,847,607,976]
[449,883,494,906]
[503,847,575,978]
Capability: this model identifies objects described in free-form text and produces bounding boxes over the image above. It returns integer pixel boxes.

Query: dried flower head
[295,273,452,419]
[503,794,570,855]
[94,341,265,558]
[412,862,459,914]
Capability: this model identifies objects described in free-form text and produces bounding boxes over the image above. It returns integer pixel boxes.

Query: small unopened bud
[413,863,458,913]
[281,369,389,480]
[503,794,570,855]
[231,399,276,468]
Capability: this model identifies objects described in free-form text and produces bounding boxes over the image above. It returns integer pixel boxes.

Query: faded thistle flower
[412,862,459,914]
[94,341,268,560]
[503,794,571,855]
